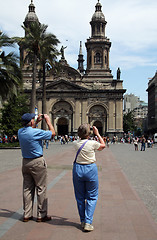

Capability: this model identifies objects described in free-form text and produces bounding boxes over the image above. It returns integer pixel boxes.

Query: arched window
[105,56,107,64]
[97,24,100,33]
[94,52,102,63]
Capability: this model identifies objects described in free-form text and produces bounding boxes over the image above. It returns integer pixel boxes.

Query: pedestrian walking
[134,137,138,151]
[141,135,146,151]
[18,113,55,222]
[106,136,110,147]
[46,139,49,149]
[72,124,105,232]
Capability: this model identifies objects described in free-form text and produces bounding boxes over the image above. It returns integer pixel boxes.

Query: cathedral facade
[21,0,126,137]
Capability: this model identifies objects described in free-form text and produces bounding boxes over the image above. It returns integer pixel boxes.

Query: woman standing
[73,124,105,231]
[134,137,138,151]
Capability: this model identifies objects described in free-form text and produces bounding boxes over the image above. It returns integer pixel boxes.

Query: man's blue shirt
[18,126,52,158]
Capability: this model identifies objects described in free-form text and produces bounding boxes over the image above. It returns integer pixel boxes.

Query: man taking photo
[18,113,55,222]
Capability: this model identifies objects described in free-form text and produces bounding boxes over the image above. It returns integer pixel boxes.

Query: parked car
[154,133,157,143]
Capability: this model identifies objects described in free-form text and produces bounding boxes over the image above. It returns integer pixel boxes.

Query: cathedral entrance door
[89,105,107,135]
[52,101,73,136]
[57,117,68,135]
[93,120,103,135]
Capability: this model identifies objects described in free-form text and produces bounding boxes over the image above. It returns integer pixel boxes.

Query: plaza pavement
[0,142,157,240]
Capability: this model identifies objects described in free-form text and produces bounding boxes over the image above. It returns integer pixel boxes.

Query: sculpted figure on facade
[117,67,121,80]
[60,45,67,59]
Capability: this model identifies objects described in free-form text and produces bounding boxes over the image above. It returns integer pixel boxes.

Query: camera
[41,114,44,119]
[90,126,93,131]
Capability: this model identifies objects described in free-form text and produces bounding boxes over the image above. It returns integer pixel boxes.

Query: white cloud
[106,0,157,49]
[111,54,157,70]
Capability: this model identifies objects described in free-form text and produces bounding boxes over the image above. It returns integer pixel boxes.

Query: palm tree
[0,31,22,100]
[17,22,43,113]
[0,31,14,48]
[39,31,60,129]
[15,22,60,115]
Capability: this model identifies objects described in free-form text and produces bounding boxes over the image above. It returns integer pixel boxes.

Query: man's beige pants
[22,157,48,218]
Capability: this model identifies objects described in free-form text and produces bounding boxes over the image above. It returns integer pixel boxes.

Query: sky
[1,0,157,103]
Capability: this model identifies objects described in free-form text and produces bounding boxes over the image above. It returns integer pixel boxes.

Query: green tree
[123,111,136,133]
[0,31,14,47]
[0,31,22,100]
[0,94,29,136]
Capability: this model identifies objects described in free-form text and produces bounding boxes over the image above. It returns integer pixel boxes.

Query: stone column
[37,100,42,115]
[54,117,58,134]
[81,100,88,124]
[106,113,109,132]
[102,48,105,68]
[91,50,94,68]
[69,118,71,133]
[107,49,109,68]
[115,100,123,131]
[74,101,81,130]
[108,100,115,131]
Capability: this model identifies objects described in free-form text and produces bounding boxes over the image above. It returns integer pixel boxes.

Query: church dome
[92,0,105,22]
[24,0,39,26]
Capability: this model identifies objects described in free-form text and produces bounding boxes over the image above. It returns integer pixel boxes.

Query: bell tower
[20,0,40,89]
[85,0,113,81]
[23,0,39,29]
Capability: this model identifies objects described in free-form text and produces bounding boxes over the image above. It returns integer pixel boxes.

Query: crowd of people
[132,135,154,151]
[55,134,155,152]
[0,135,18,144]
[1,132,155,152]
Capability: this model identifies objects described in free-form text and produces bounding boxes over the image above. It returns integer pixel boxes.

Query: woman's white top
[73,139,100,164]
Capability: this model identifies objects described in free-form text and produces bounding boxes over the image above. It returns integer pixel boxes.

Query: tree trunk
[30,54,37,113]
[42,62,47,130]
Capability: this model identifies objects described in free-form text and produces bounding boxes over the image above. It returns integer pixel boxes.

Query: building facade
[133,103,148,120]
[21,0,126,137]
[133,103,148,133]
[123,94,140,114]
[147,71,157,135]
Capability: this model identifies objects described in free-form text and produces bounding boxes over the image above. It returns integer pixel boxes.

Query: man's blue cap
[22,113,36,124]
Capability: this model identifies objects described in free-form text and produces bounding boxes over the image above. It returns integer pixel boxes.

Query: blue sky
[1,0,157,103]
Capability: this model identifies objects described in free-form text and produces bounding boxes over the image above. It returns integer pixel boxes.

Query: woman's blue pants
[73,163,99,224]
